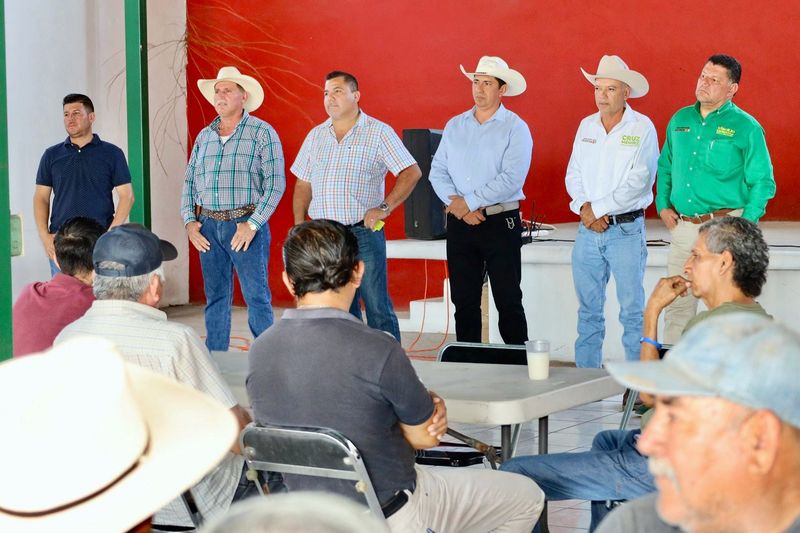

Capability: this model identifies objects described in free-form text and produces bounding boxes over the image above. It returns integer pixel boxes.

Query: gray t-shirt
[596,493,800,533]
[247,307,434,503]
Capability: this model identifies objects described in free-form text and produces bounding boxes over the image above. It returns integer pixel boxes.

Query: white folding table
[411,361,624,459]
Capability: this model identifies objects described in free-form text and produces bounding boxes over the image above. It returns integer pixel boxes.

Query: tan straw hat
[581,55,649,98]
[460,56,527,96]
[198,66,265,112]
[0,337,238,533]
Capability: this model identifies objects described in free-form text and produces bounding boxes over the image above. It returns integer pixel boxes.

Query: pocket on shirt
[614,145,639,173]
[705,140,741,174]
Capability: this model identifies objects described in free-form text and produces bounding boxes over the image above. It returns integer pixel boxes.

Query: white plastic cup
[525,339,550,380]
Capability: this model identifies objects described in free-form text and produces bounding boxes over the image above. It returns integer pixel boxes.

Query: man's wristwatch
[378,202,390,213]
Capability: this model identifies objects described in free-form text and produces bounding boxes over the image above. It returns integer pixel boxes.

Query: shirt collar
[470,103,508,125]
[210,111,250,133]
[63,133,100,148]
[282,306,363,323]
[592,104,636,127]
[693,99,734,118]
[325,109,368,137]
[50,273,91,289]
[90,299,168,321]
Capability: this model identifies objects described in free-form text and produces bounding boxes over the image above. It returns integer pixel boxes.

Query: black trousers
[446,211,528,344]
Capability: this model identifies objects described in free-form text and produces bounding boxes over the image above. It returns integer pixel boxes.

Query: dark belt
[382,486,413,518]
[200,204,255,221]
[607,209,644,225]
[345,221,365,229]
[678,208,734,224]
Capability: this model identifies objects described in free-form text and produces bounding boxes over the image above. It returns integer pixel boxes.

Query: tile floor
[166,304,641,533]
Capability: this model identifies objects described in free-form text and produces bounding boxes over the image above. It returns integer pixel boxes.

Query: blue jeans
[500,429,655,532]
[347,225,401,341]
[572,218,646,367]
[199,215,273,351]
[49,258,61,277]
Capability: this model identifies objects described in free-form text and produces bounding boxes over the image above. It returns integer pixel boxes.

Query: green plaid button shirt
[181,112,285,229]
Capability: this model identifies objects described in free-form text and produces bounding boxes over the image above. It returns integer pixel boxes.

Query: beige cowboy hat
[0,337,238,533]
[198,66,265,112]
[581,55,649,98]
[460,56,527,96]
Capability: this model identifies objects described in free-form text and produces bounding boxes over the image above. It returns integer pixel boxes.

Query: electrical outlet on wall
[10,214,23,257]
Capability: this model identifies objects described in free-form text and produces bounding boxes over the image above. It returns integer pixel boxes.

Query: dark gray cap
[93,224,177,277]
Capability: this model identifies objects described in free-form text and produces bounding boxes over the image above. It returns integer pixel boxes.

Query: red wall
[186,0,800,308]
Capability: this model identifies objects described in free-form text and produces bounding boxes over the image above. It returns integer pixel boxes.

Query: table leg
[538,416,549,455]
[538,416,549,533]
[501,424,512,462]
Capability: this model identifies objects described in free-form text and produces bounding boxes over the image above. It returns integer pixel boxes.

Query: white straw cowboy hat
[460,56,527,96]
[581,55,649,98]
[0,337,238,533]
[198,66,265,112]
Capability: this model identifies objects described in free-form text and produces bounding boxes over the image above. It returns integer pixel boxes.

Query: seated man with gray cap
[598,313,800,533]
[57,224,259,529]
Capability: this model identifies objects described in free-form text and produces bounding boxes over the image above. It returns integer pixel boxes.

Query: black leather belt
[607,209,644,225]
[345,221,365,229]
[382,487,413,518]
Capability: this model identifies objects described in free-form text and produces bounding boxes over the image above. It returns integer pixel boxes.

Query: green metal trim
[0,1,12,361]
[124,0,151,227]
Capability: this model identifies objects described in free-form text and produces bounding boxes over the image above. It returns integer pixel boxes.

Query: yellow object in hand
[371,220,385,232]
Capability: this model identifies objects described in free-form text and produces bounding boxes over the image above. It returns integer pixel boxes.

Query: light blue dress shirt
[429,104,532,212]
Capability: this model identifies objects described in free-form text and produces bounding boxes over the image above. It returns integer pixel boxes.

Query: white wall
[7,0,188,305]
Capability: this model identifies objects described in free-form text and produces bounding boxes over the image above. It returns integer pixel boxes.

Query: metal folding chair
[240,422,384,521]
[619,344,671,431]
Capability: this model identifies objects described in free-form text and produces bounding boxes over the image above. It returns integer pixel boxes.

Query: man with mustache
[563,55,658,368]
[599,314,800,532]
[501,216,770,531]
[656,54,775,344]
[181,67,285,351]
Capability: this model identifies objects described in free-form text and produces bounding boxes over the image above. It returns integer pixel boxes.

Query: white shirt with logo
[565,105,659,218]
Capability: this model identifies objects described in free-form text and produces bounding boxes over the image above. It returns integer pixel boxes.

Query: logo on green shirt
[716,126,736,137]
[621,135,641,146]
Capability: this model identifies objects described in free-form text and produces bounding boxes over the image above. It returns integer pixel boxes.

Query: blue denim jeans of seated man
[199,215,273,351]
[347,225,401,342]
[500,429,655,532]
[572,217,646,368]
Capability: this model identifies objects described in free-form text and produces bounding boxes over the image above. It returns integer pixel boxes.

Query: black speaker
[403,129,446,240]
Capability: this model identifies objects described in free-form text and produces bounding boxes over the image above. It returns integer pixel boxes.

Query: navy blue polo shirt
[36,134,132,233]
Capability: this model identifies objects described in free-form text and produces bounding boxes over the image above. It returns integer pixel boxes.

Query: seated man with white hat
[57,224,263,528]
[0,337,238,533]
[598,314,800,533]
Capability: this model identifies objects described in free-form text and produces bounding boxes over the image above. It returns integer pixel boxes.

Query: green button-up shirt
[655,101,775,222]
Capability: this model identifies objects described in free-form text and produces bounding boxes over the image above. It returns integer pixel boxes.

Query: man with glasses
[655,54,775,343]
